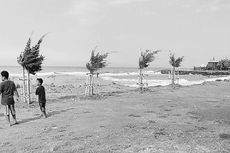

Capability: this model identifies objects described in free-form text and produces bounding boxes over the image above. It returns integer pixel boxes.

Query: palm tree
[138,49,160,90]
[169,52,184,86]
[17,34,46,104]
[85,49,108,96]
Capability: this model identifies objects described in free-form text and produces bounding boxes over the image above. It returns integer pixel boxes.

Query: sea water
[0,66,229,87]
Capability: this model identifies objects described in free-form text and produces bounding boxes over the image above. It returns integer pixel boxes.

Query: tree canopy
[169,53,184,68]
[86,50,108,74]
[139,50,160,69]
[17,35,46,75]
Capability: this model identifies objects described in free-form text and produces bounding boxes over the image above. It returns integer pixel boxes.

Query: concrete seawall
[161,69,230,76]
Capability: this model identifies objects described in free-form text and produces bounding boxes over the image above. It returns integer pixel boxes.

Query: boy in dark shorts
[35,78,47,118]
[0,71,19,126]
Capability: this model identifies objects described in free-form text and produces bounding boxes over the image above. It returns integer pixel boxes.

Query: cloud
[67,0,105,26]
[68,1,100,16]
[108,0,149,5]
[67,0,151,26]
[174,0,230,12]
[68,0,152,15]
[193,0,230,13]
[68,0,150,16]
[181,4,193,8]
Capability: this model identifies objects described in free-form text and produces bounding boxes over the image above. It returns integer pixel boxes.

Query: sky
[0,0,230,68]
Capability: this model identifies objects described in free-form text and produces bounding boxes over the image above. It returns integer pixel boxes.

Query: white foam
[10,71,88,77]
[101,72,138,76]
[102,76,171,87]
[177,79,204,86]
[101,75,230,87]
[102,76,137,82]
[9,70,161,78]
[205,76,230,82]
[145,71,162,75]
[100,70,160,77]
[10,73,22,77]
[10,70,230,88]
[53,72,87,76]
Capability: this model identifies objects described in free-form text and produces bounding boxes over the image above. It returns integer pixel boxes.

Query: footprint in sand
[214,119,230,126]
[158,114,169,118]
[124,124,136,129]
[164,109,172,112]
[186,111,201,120]
[184,122,192,125]
[71,137,80,141]
[42,125,58,134]
[1,142,12,147]
[34,113,40,116]
[53,134,65,140]
[144,110,156,114]
[195,126,208,131]
[72,135,93,141]
[148,120,156,124]
[141,126,148,129]
[172,114,181,116]
[128,114,141,118]
[219,133,230,140]
[57,128,66,133]
[83,111,91,114]
[67,132,75,137]
[24,136,33,140]
[51,125,58,130]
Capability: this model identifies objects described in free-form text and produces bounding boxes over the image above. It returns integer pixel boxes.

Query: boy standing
[35,78,47,118]
[0,71,19,126]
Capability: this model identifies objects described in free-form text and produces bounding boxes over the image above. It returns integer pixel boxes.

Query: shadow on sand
[48,108,74,117]
[19,108,74,124]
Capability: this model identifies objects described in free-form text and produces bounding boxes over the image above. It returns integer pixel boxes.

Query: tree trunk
[176,68,179,84]
[139,69,144,90]
[51,72,56,86]
[85,73,94,96]
[171,66,175,86]
[27,70,31,104]
[53,73,56,85]
[84,75,88,96]
[22,67,27,103]
[89,74,93,96]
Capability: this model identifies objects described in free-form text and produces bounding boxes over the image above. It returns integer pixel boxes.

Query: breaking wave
[10,70,161,77]
[9,70,230,88]
[101,76,230,87]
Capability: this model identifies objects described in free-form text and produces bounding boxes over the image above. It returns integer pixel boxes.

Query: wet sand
[0,75,230,153]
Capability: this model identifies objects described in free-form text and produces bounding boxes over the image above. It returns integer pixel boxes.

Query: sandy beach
[0,74,230,153]
[1,0,230,152]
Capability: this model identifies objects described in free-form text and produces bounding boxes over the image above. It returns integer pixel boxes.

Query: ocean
[0,66,229,88]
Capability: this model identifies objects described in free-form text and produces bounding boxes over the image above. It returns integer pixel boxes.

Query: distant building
[194,65,206,71]
[194,57,219,71]
[206,58,218,70]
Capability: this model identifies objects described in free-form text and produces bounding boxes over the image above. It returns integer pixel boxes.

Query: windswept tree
[17,34,46,104]
[85,49,108,96]
[169,52,184,86]
[138,49,160,90]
